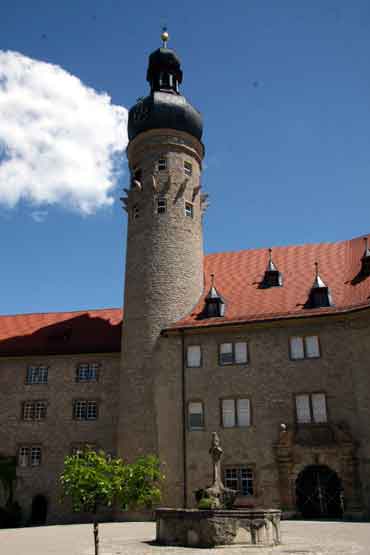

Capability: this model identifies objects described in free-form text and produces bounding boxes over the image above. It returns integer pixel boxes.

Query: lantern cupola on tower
[128,29,203,142]
[308,262,333,308]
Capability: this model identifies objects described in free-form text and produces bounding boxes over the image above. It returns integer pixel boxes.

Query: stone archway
[295,465,343,518]
[30,495,48,525]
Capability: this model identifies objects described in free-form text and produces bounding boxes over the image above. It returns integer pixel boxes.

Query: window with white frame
[295,393,327,424]
[184,161,193,176]
[185,201,194,218]
[188,401,204,430]
[219,342,248,365]
[157,158,167,171]
[224,467,254,496]
[73,400,98,420]
[22,401,47,421]
[157,196,167,214]
[18,446,42,467]
[26,366,48,385]
[222,398,251,428]
[290,336,320,360]
[186,345,201,368]
[76,363,99,382]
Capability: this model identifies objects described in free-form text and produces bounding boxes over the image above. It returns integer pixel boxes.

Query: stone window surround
[223,463,257,498]
[22,400,48,421]
[187,399,205,431]
[17,444,42,467]
[72,399,99,421]
[186,344,202,368]
[184,160,193,176]
[289,335,321,361]
[157,157,167,171]
[25,365,49,385]
[218,341,249,366]
[156,196,167,215]
[220,397,252,428]
[184,200,194,218]
[75,362,100,383]
[294,391,329,425]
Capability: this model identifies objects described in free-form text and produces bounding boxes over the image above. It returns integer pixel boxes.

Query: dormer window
[203,275,225,318]
[308,263,333,308]
[184,161,193,176]
[261,248,283,288]
[361,237,370,276]
[157,197,166,214]
[158,158,167,171]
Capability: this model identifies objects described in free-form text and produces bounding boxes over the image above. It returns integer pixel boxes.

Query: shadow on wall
[0,313,122,357]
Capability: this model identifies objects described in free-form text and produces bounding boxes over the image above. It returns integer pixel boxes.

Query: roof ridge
[0,307,122,319]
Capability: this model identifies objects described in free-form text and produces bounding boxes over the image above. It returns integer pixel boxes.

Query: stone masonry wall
[0,353,120,524]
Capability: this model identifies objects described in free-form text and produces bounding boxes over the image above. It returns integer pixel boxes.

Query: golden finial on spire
[161,26,169,48]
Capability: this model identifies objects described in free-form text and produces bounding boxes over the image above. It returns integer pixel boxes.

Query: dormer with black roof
[261,248,283,288]
[203,274,225,317]
[307,262,333,308]
[361,236,370,276]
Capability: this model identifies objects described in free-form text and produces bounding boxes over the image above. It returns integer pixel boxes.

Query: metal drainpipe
[181,329,188,508]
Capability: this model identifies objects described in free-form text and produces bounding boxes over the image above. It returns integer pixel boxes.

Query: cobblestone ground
[0,521,369,555]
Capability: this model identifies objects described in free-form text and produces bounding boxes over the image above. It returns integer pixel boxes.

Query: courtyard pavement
[0,521,369,554]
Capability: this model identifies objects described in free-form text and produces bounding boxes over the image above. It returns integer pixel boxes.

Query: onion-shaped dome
[128,32,203,142]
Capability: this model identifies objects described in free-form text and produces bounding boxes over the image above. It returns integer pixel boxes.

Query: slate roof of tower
[0,234,369,355]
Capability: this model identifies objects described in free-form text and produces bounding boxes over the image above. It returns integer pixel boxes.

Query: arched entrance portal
[296,465,343,519]
[30,495,48,525]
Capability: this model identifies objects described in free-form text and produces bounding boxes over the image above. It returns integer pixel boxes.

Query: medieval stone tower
[118,31,205,503]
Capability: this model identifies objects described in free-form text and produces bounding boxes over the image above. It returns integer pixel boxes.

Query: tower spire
[161,26,169,48]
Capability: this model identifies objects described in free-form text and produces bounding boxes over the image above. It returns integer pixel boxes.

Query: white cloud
[31,210,48,223]
[0,51,128,214]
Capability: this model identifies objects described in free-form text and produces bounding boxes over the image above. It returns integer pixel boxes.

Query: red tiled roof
[0,308,122,356]
[0,235,369,354]
[172,234,370,330]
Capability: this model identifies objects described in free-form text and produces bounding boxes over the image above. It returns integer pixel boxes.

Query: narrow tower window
[185,201,194,218]
[157,158,167,171]
[184,161,193,176]
[157,197,167,214]
[132,204,139,220]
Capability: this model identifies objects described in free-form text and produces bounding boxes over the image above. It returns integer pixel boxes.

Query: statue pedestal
[155,508,282,548]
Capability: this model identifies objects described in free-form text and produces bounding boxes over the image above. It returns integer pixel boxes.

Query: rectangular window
[224,467,254,496]
[26,366,48,385]
[305,336,320,358]
[188,401,204,430]
[220,343,233,365]
[290,337,304,360]
[18,446,41,467]
[22,401,47,421]
[184,161,193,176]
[73,400,98,421]
[186,345,201,368]
[290,336,320,360]
[158,158,167,171]
[312,393,327,423]
[71,443,97,456]
[76,363,99,382]
[219,342,248,365]
[222,398,251,428]
[157,197,167,214]
[296,393,327,424]
[185,201,194,218]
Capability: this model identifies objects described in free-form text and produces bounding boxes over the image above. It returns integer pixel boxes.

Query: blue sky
[1,1,370,315]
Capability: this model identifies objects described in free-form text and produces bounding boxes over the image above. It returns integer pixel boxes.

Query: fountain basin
[155,507,282,548]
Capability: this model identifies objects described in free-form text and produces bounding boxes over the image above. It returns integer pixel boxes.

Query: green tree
[60,450,163,555]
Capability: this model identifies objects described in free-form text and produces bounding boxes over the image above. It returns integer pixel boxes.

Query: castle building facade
[0,35,370,524]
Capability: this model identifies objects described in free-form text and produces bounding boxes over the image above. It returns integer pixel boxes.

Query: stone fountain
[156,432,282,548]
